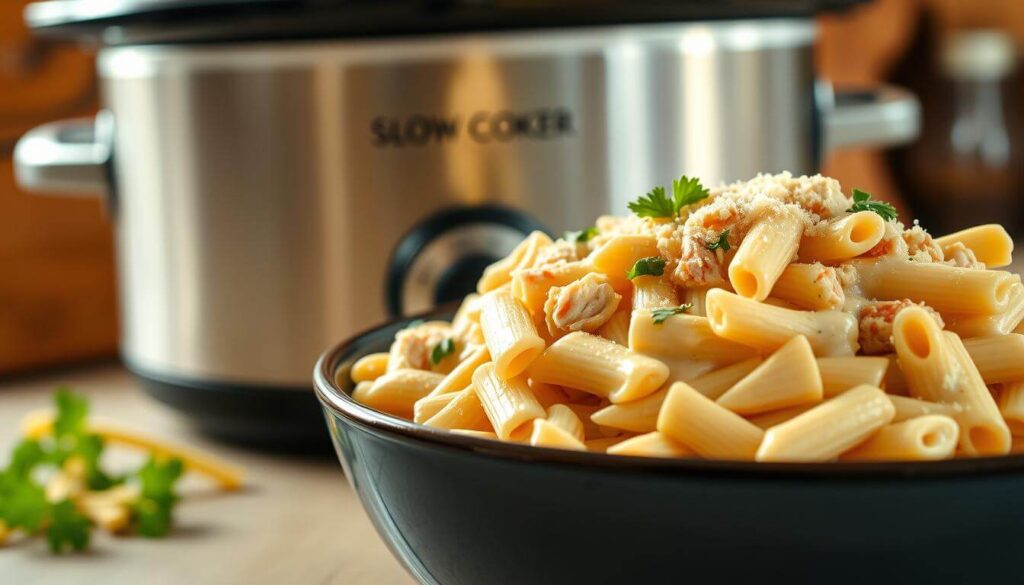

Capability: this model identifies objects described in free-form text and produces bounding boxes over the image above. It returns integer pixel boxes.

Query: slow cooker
[13,0,919,446]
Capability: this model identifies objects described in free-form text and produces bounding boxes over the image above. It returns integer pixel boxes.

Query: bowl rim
[314,310,1024,481]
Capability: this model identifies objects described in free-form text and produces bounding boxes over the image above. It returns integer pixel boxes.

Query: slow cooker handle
[13,110,113,197]
[820,83,921,152]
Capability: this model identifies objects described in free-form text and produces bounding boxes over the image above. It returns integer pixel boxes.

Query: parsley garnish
[133,457,184,538]
[626,256,666,280]
[564,226,598,245]
[848,188,898,222]
[0,389,189,553]
[627,175,709,218]
[651,305,693,324]
[430,338,456,365]
[706,229,731,251]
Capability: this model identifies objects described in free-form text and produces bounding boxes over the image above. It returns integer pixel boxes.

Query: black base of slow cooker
[130,364,331,455]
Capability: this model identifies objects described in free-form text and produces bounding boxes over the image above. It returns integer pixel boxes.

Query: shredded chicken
[858,300,945,355]
[387,322,453,371]
[903,224,943,263]
[532,240,585,268]
[944,241,986,269]
[862,219,909,260]
[544,273,621,337]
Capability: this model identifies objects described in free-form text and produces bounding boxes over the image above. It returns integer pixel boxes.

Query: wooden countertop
[0,364,415,585]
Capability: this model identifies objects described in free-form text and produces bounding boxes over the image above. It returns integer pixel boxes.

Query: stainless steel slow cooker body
[15,17,918,442]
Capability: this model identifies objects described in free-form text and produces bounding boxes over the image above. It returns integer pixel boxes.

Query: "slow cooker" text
[370,108,573,147]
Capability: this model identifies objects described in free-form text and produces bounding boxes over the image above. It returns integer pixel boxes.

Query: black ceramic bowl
[314,311,1024,585]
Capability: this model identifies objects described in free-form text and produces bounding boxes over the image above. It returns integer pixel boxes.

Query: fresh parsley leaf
[628,175,709,219]
[8,439,45,479]
[628,186,676,218]
[49,389,118,490]
[626,256,666,280]
[672,175,709,209]
[430,338,456,365]
[651,305,694,324]
[706,229,731,252]
[848,188,898,222]
[1,480,48,533]
[564,226,598,245]
[47,500,91,554]
[53,387,88,438]
[133,457,184,538]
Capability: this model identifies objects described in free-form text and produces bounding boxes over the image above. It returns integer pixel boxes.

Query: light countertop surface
[0,364,415,585]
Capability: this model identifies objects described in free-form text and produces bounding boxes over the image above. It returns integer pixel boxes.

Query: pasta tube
[889,395,962,423]
[892,306,1010,455]
[478,231,552,293]
[590,387,667,434]
[590,235,660,278]
[479,290,545,379]
[530,419,586,451]
[716,335,823,415]
[962,334,1024,384]
[945,282,1024,338]
[855,259,1015,315]
[423,387,493,432]
[629,311,758,369]
[681,286,712,317]
[840,415,960,461]
[881,354,910,396]
[351,352,389,383]
[529,380,570,409]
[413,392,459,424]
[756,385,895,462]
[606,432,694,458]
[747,403,816,430]
[529,332,669,403]
[359,369,445,418]
[428,345,490,397]
[632,275,680,311]
[705,288,858,356]
[584,436,631,453]
[770,263,844,311]
[597,309,631,346]
[728,207,804,301]
[566,403,621,440]
[544,404,585,442]
[656,382,765,460]
[934,224,1013,268]
[817,356,890,397]
[471,363,545,440]
[797,211,885,262]
[998,381,1024,436]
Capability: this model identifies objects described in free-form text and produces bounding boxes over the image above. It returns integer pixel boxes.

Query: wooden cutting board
[0,1,118,374]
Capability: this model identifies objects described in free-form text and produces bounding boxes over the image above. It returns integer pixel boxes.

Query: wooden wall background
[0,0,1016,373]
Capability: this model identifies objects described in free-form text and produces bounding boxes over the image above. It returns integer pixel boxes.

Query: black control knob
[386,206,547,317]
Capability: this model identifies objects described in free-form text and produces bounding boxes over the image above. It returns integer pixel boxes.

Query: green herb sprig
[627,175,709,219]
[651,305,693,324]
[564,227,598,245]
[848,188,898,222]
[430,338,456,366]
[626,256,667,280]
[706,229,731,252]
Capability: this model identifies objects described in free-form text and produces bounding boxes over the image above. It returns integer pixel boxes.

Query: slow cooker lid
[26,0,867,45]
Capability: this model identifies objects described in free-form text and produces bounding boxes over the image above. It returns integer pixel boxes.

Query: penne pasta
[472,363,545,440]
[944,282,1024,338]
[688,357,764,400]
[590,235,660,279]
[798,211,885,263]
[998,381,1024,436]
[584,435,632,453]
[590,386,667,434]
[477,231,553,293]
[681,286,712,317]
[529,332,669,404]
[892,306,1010,455]
[565,403,621,439]
[450,430,500,440]
[631,275,680,311]
[962,334,1024,385]
[888,395,962,423]
[424,386,493,432]
[770,263,844,311]
[428,345,490,397]
[351,352,389,383]
[716,335,823,415]
[855,258,1016,315]
[596,309,631,346]
[657,382,765,460]
[479,290,545,380]
[840,415,959,461]
[413,392,460,424]
[881,354,910,396]
[629,310,758,375]
[728,207,804,301]
[934,224,1013,268]
[359,369,446,418]
[606,432,694,458]
[747,403,816,430]
[530,419,587,451]
[756,385,894,462]
[705,288,858,356]
[817,356,889,397]
[544,404,586,442]
[529,380,571,409]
